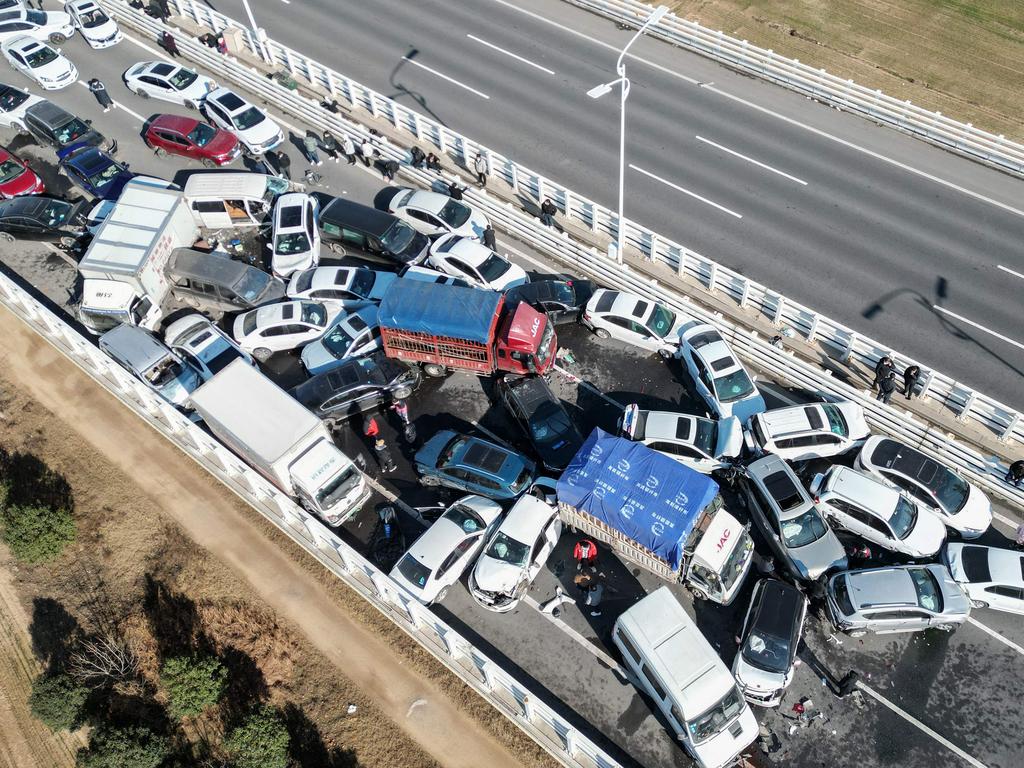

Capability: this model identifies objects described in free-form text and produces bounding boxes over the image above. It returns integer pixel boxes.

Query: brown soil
[670,0,1024,141]
[0,304,549,768]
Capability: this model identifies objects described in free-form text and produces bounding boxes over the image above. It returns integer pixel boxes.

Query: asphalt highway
[226,0,1024,412]
[2,19,1023,768]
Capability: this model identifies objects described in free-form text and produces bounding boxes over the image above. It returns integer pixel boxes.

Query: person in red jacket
[573,539,598,572]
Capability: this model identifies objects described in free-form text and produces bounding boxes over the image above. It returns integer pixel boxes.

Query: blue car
[57,143,134,199]
[415,430,536,501]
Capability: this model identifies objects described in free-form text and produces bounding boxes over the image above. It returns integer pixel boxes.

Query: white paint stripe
[485,0,1024,219]
[630,164,742,219]
[757,381,800,406]
[993,511,1019,530]
[402,56,490,100]
[967,616,1024,657]
[855,682,989,768]
[695,135,807,185]
[77,81,146,123]
[522,595,630,677]
[932,306,1024,351]
[997,264,1024,281]
[280,0,290,4]
[466,34,555,75]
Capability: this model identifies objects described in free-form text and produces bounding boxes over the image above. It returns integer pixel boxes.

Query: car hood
[950,484,992,537]
[204,129,239,157]
[272,249,315,279]
[0,167,41,197]
[938,571,972,617]
[472,556,525,594]
[900,509,946,558]
[490,261,529,291]
[721,390,767,423]
[415,431,452,470]
[97,171,136,200]
[31,57,75,81]
[792,530,847,580]
[691,705,758,768]
[714,416,743,459]
[81,18,118,40]
[733,654,788,696]
[463,208,488,240]
[299,339,337,374]
[236,116,280,143]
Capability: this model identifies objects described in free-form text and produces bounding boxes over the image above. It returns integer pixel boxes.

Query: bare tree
[69,632,140,689]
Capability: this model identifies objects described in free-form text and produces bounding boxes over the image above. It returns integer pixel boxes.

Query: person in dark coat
[447,181,464,201]
[274,150,291,180]
[877,371,897,403]
[373,437,397,473]
[1006,459,1024,488]
[409,146,426,168]
[425,152,442,172]
[160,31,180,57]
[482,224,497,251]
[320,130,340,162]
[540,198,558,227]
[902,365,921,400]
[87,79,114,112]
[872,355,895,390]
[382,159,400,181]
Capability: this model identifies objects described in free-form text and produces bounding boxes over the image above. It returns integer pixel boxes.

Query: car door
[687,351,714,402]
[527,520,556,579]
[437,536,483,590]
[984,585,1024,614]
[163,129,194,156]
[864,609,920,633]
[205,100,229,130]
[138,74,168,97]
[7,47,27,75]
[405,207,444,236]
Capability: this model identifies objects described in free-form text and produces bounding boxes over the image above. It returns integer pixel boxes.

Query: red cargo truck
[377,280,557,377]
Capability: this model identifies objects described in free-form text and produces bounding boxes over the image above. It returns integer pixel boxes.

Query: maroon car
[0,146,44,199]
[143,114,240,167]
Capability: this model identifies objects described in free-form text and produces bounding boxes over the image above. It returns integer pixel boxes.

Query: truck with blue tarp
[552,428,754,605]
[377,279,557,377]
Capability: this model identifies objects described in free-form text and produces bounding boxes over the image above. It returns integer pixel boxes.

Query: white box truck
[190,359,370,526]
[77,180,199,334]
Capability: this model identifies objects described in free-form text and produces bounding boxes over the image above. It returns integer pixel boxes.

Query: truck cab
[684,505,754,605]
[79,280,161,334]
[495,301,556,375]
[289,441,368,526]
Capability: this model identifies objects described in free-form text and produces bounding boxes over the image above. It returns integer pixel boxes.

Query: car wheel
[392,386,412,400]
[422,363,446,378]
[153,146,167,157]
[253,347,272,363]
[328,242,347,256]
[58,236,76,248]
[184,99,198,111]
[201,158,218,168]
[435,587,449,603]
[593,328,610,340]
[970,600,988,609]
[935,623,957,632]
[48,33,67,43]
[0,232,14,243]
[418,475,440,487]
[847,629,866,638]
[658,348,672,359]
[135,87,149,99]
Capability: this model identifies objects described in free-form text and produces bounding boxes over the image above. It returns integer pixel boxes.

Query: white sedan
[619,404,743,474]
[0,82,42,130]
[164,313,254,381]
[0,9,75,44]
[944,543,1024,615]
[581,288,685,357]
[374,186,488,240]
[64,0,121,48]
[123,61,217,109]
[1,35,76,90]
[270,192,320,278]
[232,300,341,361]
[390,495,504,604]
[469,495,562,613]
[203,87,283,155]
[677,322,766,422]
[428,233,528,291]
[288,265,397,305]
[300,305,382,375]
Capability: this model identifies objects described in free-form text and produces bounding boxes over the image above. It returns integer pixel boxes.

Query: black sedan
[289,351,421,425]
[0,195,87,245]
[496,375,583,472]
[504,278,595,325]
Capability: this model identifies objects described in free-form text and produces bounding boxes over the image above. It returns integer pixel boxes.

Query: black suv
[504,278,595,325]
[23,101,116,155]
[496,375,583,472]
[289,351,421,425]
[0,195,87,245]
[311,192,428,266]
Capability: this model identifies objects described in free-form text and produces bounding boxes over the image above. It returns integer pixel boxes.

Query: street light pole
[587,6,669,264]
[239,0,271,63]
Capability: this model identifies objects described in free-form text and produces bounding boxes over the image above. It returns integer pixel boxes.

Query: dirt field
[669,0,1024,141]
[0,305,551,768]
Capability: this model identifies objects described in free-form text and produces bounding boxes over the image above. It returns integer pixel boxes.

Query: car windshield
[299,302,327,326]
[395,553,431,589]
[168,68,198,90]
[648,303,676,338]
[186,122,217,147]
[380,221,416,253]
[742,627,790,674]
[714,368,756,403]
[316,465,360,509]
[275,232,310,255]
[80,9,109,27]
[889,496,918,539]
[821,404,849,437]
[477,253,511,282]
[443,504,487,533]
[687,686,745,745]
[54,118,90,144]
[932,468,970,514]
[0,89,28,112]
[86,162,123,188]
[0,159,23,184]
[439,436,468,468]
[530,402,573,446]
[25,10,46,24]
[350,269,375,297]
[145,357,185,388]
[720,530,752,591]
[437,199,470,228]
[202,345,242,376]
[233,105,265,130]
[38,200,70,227]
[25,47,59,68]
[485,531,530,567]
[781,509,828,548]
[910,568,943,612]
[321,326,355,357]
[692,419,717,454]
[234,269,272,303]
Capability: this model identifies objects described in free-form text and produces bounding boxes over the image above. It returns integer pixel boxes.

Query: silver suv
[825,564,970,637]
[99,323,202,410]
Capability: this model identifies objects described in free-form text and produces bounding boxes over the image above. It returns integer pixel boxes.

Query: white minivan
[612,587,758,768]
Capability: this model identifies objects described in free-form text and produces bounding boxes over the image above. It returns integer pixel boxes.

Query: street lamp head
[586,82,614,99]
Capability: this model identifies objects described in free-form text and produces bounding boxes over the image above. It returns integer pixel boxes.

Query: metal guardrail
[566,0,1024,177]
[138,0,1024,459]
[0,270,624,768]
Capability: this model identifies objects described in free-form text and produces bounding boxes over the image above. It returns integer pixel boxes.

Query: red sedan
[0,147,44,199]
[143,114,241,167]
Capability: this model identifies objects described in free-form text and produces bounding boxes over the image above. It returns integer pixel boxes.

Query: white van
[612,587,757,768]
[182,172,289,228]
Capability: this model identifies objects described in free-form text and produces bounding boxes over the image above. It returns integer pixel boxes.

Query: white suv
[677,323,765,422]
[745,401,870,462]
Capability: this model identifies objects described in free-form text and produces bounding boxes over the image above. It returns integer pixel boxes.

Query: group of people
[872,356,921,404]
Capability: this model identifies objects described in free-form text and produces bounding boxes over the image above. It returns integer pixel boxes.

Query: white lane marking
[932,306,1024,351]
[630,164,742,219]
[695,135,807,185]
[77,81,146,123]
[997,264,1024,281]
[993,511,1019,530]
[967,616,1024,657]
[522,595,630,678]
[485,0,1024,219]
[466,34,555,75]
[757,381,800,406]
[855,681,989,768]
[281,0,290,4]
[402,56,490,100]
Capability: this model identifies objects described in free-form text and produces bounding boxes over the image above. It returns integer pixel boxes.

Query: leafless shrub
[69,632,140,689]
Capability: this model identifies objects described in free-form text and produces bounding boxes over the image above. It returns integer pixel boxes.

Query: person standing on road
[1006,459,1024,488]
[876,371,897,404]
[903,365,921,400]
[409,146,426,168]
[274,150,291,180]
[160,31,180,57]
[340,134,357,165]
[359,138,376,167]
[373,438,397,473]
[87,79,114,113]
[447,181,464,201]
[320,130,340,163]
[540,198,558,228]
[302,131,322,166]
[482,224,496,252]
[573,539,598,572]
[872,355,895,390]
[382,159,399,181]
[473,153,488,187]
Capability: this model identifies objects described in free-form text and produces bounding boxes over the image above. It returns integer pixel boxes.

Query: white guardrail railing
[568,0,1024,177]
[124,0,1024,463]
[0,271,624,768]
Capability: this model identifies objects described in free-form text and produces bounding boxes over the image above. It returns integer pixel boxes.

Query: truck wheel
[422,363,446,378]
[690,587,708,601]
[328,242,347,256]
[253,348,272,362]
[593,328,610,340]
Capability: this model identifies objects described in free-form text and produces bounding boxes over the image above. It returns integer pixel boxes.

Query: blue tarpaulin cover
[556,428,719,570]
[377,280,501,345]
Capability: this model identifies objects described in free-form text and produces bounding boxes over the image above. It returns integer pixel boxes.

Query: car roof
[333,305,379,335]
[291,352,389,404]
[503,375,556,410]
[251,300,313,326]
[150,113,199,132]
[823,466,898,512]
[434,235,490,264]
[847,567,921,608]
[746,455,813,514]
[640,411,701,443]
[591,289,653,320]
[100,324,171,370]
[24,99,72,124]
[318,194,399,237]
[274,192,308,229]
[507,279,570,303]
[455,437,516,479]
[865,437,952,488]
[695,339,741,374]
[406,189,449,214]
[497,495,553,540]
[0,194,61,217]
[981,546,1024,586]
[5,36,47,53]
[208,88,248,112]
[757,404,827,437]
[749,579,804,639]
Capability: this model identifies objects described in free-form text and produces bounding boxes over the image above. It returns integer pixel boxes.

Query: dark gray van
[312,192,428,266]
[168,248,285,315]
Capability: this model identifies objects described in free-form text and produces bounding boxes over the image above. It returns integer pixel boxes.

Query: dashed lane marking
[467,34,555,75]
[630,164,743,219]
[402,55,491,100]
[967,616,1024,658]
[695,135,808,185]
